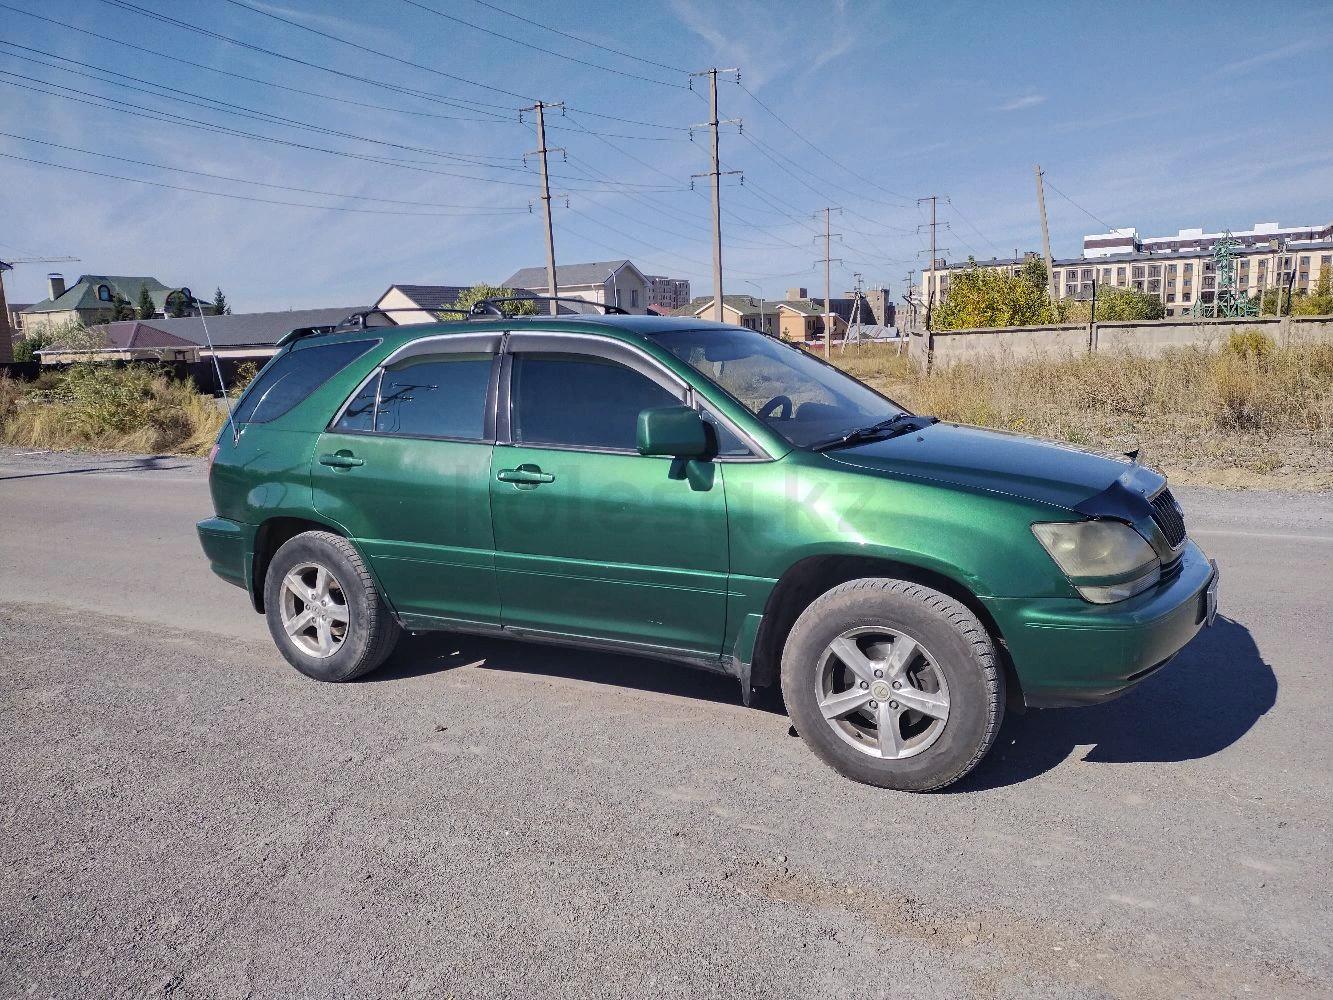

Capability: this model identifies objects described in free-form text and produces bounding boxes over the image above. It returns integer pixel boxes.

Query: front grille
[1149,488,1186,548]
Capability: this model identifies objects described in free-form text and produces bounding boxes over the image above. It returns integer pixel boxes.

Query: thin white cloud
[1216,37,1332,77]
[997,94,1046,112]
[668,0,858,87]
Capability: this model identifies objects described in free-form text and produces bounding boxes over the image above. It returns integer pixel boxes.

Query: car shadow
[955,615,1277,791]
[369,631,758,709]
[368,616,1275,788]
[0,453,194,480]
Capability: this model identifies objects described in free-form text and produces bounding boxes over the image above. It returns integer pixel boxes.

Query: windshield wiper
[812,413,938,451]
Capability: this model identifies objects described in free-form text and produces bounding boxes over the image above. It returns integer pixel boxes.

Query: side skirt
[397,613,742,688]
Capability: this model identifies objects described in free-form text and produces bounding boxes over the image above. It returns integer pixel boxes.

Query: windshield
[648,327,904,448]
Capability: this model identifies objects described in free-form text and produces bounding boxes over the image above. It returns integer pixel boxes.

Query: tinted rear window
[235,340,376,425]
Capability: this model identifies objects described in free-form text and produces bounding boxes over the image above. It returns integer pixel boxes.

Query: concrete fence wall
[908,314,1333,369]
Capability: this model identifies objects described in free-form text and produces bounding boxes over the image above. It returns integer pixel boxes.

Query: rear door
[311,333,502,629]
[489,334,730,656]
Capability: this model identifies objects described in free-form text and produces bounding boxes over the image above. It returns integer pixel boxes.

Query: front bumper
[985,540,1218,708]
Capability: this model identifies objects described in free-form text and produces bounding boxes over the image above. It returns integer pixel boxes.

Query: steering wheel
[758,394,793,421]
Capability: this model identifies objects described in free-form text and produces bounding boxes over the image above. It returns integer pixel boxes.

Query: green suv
[198,309,1219,791]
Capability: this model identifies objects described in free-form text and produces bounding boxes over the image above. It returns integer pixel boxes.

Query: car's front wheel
[263,530,401,682]
[781,578,1004,791]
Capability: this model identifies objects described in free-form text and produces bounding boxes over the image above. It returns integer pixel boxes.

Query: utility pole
[523,101,565,316]
[906,268,917,334]
[690,69,741,323]
[814,206,842,358]
[1034,165,1057,301]
[743,279,766,335]
[917,195,941,331]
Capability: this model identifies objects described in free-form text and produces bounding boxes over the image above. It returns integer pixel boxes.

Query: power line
[399,0,686,89]
[0,74,682,193]
[0,151,531,217]
[204,0,531,104]
[0,5,511,123]
[1043,175,1120,233]
[738,126,907,211]
[944,196,1003,256]
[93,0,521,110]
[0,46,524,168]
[93,0,691,133]
[0,12,687,144]
[0,131,529,212]
[462,0,690,75]
[737,81,912,204]
[556,215,811,284]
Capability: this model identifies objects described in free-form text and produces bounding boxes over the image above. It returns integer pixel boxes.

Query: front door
[489,344,730,656]
[312,337,502,628]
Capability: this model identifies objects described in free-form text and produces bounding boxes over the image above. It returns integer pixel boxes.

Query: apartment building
[645,274,691,311]
[922,221,1333,317]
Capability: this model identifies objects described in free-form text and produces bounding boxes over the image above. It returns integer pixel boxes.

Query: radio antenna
[190,293,239,444]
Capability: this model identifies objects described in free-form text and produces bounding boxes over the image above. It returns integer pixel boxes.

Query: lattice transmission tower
[1192,232,1258,317]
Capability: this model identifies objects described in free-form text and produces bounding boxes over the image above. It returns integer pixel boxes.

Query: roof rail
[274,307,470,346]
[468,296,630,317]
[335,306,472,331]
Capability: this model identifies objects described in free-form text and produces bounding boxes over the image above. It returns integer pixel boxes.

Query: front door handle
[319,451,364,469]
[496,464,555,487]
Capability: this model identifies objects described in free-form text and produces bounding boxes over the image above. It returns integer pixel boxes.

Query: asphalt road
[1,446,1330,999]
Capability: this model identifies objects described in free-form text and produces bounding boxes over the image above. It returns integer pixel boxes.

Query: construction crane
[0,255,80,266]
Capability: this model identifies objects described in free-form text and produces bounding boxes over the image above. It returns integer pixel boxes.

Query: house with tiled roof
[774,288,864,343]
[20,273,214,335]
[501,259,651,314]
[372,284,475,325]
[683,295,779,336]
[42,307,365,364]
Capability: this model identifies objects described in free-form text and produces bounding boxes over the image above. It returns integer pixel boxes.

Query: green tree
[211,286,231,315]
[12,329,57,362]
[1291,272,1333,316]
[933,258,1059,330]
[165,290,192,318]
[109,292,137,322]
[136,285,157,319]
[451,284,538,318]
[1064,283,1166,322]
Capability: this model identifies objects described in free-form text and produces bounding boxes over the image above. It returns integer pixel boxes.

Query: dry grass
[830,335,1333,490]
[4,341,1330,489]
[0,366,226,456]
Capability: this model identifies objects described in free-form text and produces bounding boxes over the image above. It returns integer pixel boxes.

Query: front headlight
[1031,520,1161,604]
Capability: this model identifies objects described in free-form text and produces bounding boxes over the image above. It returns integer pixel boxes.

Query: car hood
[823,422,1154,511]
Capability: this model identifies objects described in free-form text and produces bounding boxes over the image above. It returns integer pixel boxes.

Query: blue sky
[2,0,1331,311]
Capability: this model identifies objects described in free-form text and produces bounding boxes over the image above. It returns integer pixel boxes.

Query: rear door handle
[496,465,555,486]
[319,451,364,468]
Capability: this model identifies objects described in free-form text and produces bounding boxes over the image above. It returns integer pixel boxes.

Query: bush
[1222,329,1275,361]
[0,362,226,455]
[1063,284,1166,322]
[0,372,21,427]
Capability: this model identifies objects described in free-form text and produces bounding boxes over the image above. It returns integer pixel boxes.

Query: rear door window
[236,340,376,424]
[373,354,493,440]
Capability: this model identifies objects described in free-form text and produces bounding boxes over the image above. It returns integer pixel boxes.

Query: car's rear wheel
[780,578,1003,791]
[263,530,400,682]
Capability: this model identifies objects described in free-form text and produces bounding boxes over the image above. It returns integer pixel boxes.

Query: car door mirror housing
[637,406,710,458]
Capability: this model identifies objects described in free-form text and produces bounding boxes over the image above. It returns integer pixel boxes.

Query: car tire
[263,530,401,682]
[780,578,1003,792]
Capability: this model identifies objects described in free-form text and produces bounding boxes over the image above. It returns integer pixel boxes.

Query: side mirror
[637,405,710,458]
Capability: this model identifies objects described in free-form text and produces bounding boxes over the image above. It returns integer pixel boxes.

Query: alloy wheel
[815,625,950,759]
[279,562,349,658]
